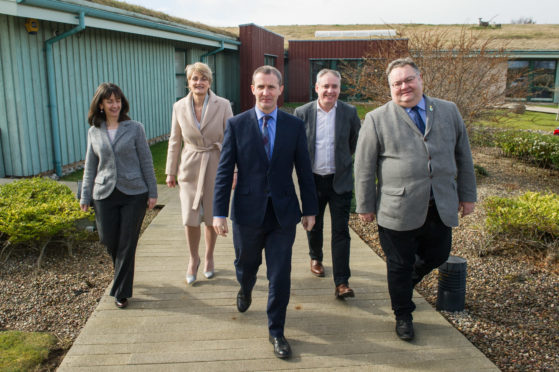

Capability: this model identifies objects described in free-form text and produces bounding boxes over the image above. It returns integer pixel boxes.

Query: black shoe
[395,319,415,341]
[269,335,292,359]
[115,298,128,309]
[236,289,251,313]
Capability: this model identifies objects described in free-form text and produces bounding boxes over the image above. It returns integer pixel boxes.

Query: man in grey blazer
[354,58,477,341]
[294,69,361,298]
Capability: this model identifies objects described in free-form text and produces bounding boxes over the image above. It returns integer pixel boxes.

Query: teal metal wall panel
[0,13,238,177]
[0,15,176,176]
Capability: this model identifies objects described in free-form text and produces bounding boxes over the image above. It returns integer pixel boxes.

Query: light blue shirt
[405,96,426,128]
[255,106,277,157]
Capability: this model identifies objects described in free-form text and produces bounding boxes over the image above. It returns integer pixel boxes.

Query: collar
[405,96,426,113]
[316,100,337,114]
[254,107,278,122]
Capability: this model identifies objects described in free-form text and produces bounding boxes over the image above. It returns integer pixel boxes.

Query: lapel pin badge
[429,105,433,112]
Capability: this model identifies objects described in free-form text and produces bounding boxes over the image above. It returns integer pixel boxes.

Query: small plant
[0,178,93,266]
[494,130,559,169]
[484,191,559,258]
[474,164,489,177]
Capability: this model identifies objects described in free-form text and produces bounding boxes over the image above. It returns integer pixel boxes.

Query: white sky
[122,0,559,27]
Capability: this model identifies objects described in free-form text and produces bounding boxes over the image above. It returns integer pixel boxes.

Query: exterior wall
[0,14,240,177]
[287,39,408,102]
[239,24,284,111]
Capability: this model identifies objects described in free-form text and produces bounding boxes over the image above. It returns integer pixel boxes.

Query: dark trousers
[307,174,352,286]
[93,189,147,300]
[378,203,452,321]
[232,199,296,338]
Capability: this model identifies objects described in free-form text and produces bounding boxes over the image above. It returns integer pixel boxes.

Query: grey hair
[386,57,420,83]
[316,69,341,84]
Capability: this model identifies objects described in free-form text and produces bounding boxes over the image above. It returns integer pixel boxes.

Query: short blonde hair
[185,62,213,85]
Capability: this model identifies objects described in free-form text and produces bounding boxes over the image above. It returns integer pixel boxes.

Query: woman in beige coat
[165,62,233,284]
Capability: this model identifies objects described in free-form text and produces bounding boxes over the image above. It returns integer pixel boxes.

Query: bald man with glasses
[354,57,477,341]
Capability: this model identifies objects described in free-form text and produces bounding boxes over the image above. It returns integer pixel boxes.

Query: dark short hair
[386,57,421,81]
[252,65,283,86]
[87,83,131,127]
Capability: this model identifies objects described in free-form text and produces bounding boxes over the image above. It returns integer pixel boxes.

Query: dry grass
[223,24,559,50]
[85,0,237,38]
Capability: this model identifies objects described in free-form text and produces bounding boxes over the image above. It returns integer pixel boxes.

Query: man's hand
[80,204,89,212]
[232,172,237,190]
[359,213,376,223]
[166,175,176,188]
[213,217,228,237]
[147,198,157,210]
[302,215,315,231]
[459,202,475,217]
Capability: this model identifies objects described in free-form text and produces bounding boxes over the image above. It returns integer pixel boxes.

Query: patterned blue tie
[261,115,271,159]
[412,106,425,135]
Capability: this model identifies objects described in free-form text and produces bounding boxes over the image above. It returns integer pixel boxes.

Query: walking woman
[165,62,233,284]
[80,82,158,309]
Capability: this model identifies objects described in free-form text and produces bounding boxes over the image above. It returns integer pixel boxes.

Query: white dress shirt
[313,101,336,175]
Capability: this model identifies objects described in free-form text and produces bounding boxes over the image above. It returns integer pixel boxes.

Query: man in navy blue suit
[213,65,318,359]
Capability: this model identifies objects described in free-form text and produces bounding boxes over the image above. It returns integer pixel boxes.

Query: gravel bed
[0,208,159,370]
[350,147,559,372]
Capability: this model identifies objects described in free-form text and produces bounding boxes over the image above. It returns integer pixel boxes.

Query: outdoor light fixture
[24,18,39,34]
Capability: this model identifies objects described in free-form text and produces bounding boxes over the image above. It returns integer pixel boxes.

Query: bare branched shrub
[343,27,522,126]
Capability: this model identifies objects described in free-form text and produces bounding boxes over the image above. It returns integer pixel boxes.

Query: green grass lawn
[0,331,57,371]
[477,111,558,132]
[61,140,168,184]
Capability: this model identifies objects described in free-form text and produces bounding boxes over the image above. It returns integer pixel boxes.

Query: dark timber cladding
[287,39,408,102]
[239,24,285,111]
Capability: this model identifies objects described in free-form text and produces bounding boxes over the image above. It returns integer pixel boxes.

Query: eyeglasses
[391,75,417,89]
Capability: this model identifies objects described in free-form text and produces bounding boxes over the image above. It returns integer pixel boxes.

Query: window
[175,50,187,101]
[264,54,277,67]
[507,59,557,101]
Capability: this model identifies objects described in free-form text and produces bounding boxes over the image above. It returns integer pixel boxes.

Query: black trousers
[307,174,352,286]
[93,189,147,300]
[378,203,452,321]
[232,199,296,338]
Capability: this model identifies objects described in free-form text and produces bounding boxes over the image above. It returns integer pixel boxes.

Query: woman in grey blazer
[80,83,158,309]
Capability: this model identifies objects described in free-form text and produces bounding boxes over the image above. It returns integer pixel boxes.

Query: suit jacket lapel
[110,121,129,146]
[307,102,317,164]
[424,96,433,136]
[392,101,423,135]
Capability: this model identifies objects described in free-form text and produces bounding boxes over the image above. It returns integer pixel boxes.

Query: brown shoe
[335,284,355,299]
[310,260,325,277]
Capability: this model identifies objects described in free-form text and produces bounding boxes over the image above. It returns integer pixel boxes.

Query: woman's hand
[166,175,176,188]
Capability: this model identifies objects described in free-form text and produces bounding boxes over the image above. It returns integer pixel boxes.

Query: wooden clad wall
[287,39,408,103]
[0,15,174,176]
[239,24,284,112]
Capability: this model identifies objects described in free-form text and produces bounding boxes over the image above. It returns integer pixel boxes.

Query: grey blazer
[294,100,361,194]
[80,120,158,206]
[354,96,477,231]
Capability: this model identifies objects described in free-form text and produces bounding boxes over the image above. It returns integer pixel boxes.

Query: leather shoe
[335,283,355,299]
[269,335,291,359]
[395,319,415,341]
[236,289,251,313]
[310,259,325,277]
[115,298,128,309]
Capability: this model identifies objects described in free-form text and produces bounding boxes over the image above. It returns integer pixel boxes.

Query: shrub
[0,331,57,371]
[493,130,559,169]
[484,192,559,256]
[0,178,93,266]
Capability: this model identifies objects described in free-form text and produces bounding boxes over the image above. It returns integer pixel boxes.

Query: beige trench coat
[165,90,233,226]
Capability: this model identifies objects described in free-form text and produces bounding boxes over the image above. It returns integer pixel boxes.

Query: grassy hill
[223,24,559,50]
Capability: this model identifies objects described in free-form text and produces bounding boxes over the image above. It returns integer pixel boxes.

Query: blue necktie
[261,115,271,159]
[412,106,425,135]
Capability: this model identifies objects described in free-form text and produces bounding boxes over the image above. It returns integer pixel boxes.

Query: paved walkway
[52,184,497,371]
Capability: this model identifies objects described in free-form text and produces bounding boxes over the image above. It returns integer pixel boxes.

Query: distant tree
[511,17,536,24]
[342,27,525,126]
